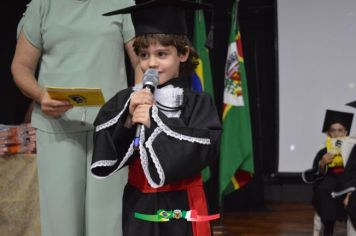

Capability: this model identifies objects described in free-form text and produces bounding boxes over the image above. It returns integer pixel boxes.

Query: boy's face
[327,123,348,138]
[138,42,189,85]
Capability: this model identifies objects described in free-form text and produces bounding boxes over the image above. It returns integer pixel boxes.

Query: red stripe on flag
[233,170,252,189]
[236,33,244,59]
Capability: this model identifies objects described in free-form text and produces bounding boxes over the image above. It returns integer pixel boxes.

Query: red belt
[128,158,211,236]
[329,167,344,174]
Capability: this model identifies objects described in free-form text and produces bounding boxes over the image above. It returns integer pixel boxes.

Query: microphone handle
[133,124,142,150]
[133,84,155,150]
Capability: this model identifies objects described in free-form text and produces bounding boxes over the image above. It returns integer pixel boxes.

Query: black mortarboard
[346,101,356,109]
[322,109,354,133]
[103,0,212,36]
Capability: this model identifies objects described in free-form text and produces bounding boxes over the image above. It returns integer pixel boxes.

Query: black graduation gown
[91,82,222,236]
[338,145,356,228]
[311,145,356,222]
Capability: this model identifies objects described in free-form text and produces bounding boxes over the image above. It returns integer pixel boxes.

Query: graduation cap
[346,101,356,109]
[322,109,354,133]
[103,0,212,38]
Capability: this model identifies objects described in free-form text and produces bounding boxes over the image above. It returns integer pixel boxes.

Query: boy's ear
[179,46,190,63]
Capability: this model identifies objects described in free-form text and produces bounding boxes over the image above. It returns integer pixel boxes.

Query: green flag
[192,0,214,181]
[191,1,214,98]
[219,0,254,201]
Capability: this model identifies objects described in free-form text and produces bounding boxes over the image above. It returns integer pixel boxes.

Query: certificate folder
[46,87,105,106]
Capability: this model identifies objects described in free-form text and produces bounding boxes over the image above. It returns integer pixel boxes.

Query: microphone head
[335,139,343,147]
[143,69,159,89]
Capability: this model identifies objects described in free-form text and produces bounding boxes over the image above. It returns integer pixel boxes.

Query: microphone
[335,139,343,148]
[133,69,159,149]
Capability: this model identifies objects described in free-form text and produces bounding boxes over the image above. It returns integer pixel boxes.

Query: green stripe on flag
[193,0,215,182]
[219,0,254,202]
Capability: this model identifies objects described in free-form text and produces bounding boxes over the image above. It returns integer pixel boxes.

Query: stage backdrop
[277,0,356,173]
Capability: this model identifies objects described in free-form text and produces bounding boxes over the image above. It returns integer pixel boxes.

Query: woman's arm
[11,31,72,117]
[11,31,43,102]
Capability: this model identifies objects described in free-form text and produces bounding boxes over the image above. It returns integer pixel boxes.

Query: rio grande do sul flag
[219,0,254,200]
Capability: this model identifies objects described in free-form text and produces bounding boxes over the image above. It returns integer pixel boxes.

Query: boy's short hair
[133,34,199,78]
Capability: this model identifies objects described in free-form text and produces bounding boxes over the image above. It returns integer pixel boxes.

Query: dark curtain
[1,0,278,212]
[203,0,277,212]
[0,1,31,125]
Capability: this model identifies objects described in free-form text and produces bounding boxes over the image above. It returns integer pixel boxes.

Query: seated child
[303,109,355,236]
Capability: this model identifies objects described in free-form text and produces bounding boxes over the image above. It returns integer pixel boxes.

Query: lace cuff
[95,94,133,132]
[151,105,211,145]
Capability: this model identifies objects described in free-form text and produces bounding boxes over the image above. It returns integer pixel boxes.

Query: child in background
[336,101,356,236]
[91,1,222,235]
[303,109,355,236]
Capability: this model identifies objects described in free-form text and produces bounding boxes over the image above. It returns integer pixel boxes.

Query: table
[0,154,40,236]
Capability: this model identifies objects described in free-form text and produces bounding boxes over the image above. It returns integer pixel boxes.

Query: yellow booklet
[46,87,105,106]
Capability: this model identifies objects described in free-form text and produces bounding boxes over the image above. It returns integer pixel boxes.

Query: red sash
[329,166,344,174]
[128,158,211,236]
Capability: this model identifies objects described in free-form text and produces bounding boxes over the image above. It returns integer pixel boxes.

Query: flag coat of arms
[219,0,254,200]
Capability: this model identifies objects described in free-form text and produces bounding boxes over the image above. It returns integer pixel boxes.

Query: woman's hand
[39,90,73,117]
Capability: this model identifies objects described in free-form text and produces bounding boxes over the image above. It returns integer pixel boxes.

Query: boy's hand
[132,104,152,128]
[321,152,334,165]
[129,89,154,116]
[344,192,352,207]
[319,153,334,172]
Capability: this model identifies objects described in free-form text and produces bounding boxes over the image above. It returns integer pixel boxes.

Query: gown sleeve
[142,92,222,187]
[91,89,222,189]
[91,88,135,178]
[341,145,356,189]
[340,145,356,229]
[330,145,356,198]
[302,148,327,184]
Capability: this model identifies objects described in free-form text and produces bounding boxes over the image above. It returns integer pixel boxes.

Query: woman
[11,0,139,235]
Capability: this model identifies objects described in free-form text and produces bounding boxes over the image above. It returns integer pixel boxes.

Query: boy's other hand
[132,104,152,128]
[344,192,352,207]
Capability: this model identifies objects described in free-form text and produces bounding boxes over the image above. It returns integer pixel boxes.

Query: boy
[91,1,222,235]
[303,109,355,236]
